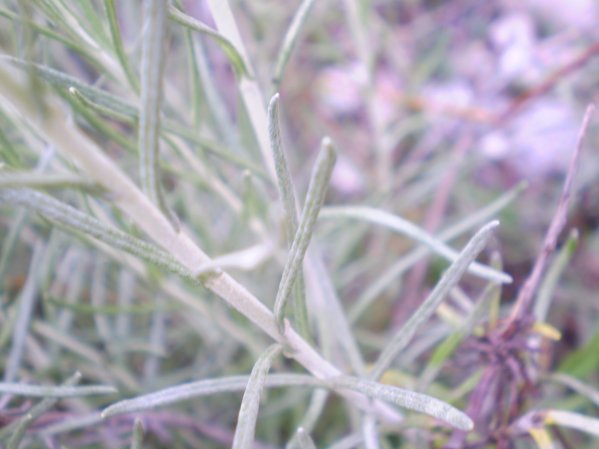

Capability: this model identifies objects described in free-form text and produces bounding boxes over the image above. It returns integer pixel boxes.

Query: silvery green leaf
[102,374,321,417]
[138,0,178,230]
[370,221,500,381]
[232,344,282,449]
[273,0,317,86]
[274,138,336,332]
[168,5,249,78]
[296,427,318,449]
[332,376,473,431]
[0,382,117,398]
[320,207,510,284]
[130,418,145,449]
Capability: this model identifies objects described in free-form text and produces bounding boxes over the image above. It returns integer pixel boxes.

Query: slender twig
[505,104,595,327]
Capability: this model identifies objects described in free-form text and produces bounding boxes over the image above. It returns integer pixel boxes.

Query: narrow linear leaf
[66,86,138,154]
[320,206,511,284]
[130,418,145,449]
[0,6,89,55]
[443,182,526,239]
[325,434,363,449]
[0,189,193,282]
[287,389,329,449]
[91,256,112,345]
[144,295,166,382]
[421,275,504,386]
[0,372,82,442]
[545,410,599,437]
[67,85,137,128]
[0,172,99,191]
[528,427,555,449]
[421,332,465,383]
[268,93,309,338]
[179,2,203,127]
[104,0,139,92]
[0,209,28,281]
[305,253,367,374]
[269,93,300,241]
[273,0,317,86]
[274,138,336,332]
[558,327,599,378]
[101,369,467,431]
[168,5,249,78]
[0,55,137,117]
[534,229,578,321]
[47,296,175,316]
[0,382,117,398]
[232,344,283,449]
[38,412,104,437]
[370,221,500,381]
[65,0,111,49]
[296,427,318,449]
[333,376,473,431]
[116,268,136,343]
[101,374,322,417]
[547,373,599,407]
[6,417,29,449]
[139,0,178,229]
[3,241,45,383]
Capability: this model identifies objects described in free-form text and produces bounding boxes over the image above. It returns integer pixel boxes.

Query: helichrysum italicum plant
[1,1,598,448]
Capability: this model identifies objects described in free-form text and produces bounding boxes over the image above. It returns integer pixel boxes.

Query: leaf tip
[486,219,500,230]
[320,137,337,162]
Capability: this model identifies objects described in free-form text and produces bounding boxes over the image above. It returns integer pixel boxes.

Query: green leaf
[295,427,318,449]
[101,374,322,417]
[545,410,599,437]
[130,418,145,449]
[370,221,499,381]
[138,0,178,230]
[558,327,599,379]
[269,93,309,339]
[168,5,249,78]
[0,172,100,191]
[232,344,283,449]
[0,382,117,398]
[272,0,317,86]
[534,229,579,321]
[0,189,194,283]
[0,372,83,442]
[332,376,473,431]
[274,138,336,333]
[320,206,511,284]
[547,373,599,407]
[104,0,139,91]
